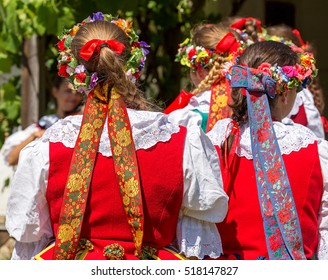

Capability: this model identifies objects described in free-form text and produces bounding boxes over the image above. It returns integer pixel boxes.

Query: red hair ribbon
[292,29,308,49]
[215,32,240,54]
[231,17,262,33]
[80,39,125,61]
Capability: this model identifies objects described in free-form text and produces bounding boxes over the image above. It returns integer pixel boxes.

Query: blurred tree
[0,0,222,147]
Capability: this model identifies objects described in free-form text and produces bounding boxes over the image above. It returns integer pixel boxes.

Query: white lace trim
[317,231,328,259]
[208,118,317,159]
[42,110,180,157]
[178,216,223,259]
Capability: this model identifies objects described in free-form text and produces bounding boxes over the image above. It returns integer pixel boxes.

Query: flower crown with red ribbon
[175,31,243,70]
[240,46,317,95]
[57,12,150,93]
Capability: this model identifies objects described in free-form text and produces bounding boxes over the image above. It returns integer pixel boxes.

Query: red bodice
[45,127,187,259]
[215,142,323,260]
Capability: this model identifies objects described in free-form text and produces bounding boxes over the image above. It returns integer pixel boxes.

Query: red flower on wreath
[75,72,87,83]
[58,64,69,78]
[188,49,196,59]
[57,38,66,51]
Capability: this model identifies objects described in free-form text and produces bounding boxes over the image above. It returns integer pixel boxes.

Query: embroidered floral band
[53,84,146,259]
[230,65,306,259]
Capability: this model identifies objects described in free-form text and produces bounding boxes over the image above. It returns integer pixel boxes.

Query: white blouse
[207,118,328,260]
[284,88,325,139]
[6,109,228,260]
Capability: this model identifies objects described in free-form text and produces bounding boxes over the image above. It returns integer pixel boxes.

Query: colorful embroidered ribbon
[230,65,306,260]
[206,76,232,132]
[52,84,144,259]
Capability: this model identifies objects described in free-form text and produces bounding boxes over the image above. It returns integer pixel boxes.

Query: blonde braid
[192,57,230,95]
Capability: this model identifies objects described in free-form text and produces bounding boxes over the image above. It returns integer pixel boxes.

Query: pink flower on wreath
[269,233,283,252]
[295,64,312,80]
[282,66,298,78]
[277,209,291,224]
[257,63,272,76]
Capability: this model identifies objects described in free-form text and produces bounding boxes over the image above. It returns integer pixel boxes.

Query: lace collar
[207,118,317,159]
[42,110,180,157]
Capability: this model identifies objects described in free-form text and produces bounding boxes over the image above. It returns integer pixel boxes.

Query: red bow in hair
[80,39,125,61]
[231,17,262,33]
[215,32,240,54]
[292,29,309,50]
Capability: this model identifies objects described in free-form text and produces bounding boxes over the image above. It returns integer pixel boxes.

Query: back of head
[238,40,297,68]
[181,23,242,95]
[191,23,233,49]
[231,41,298,124]
[220,16,263,43]
[72,20,131,81]
[266,24,301,47]
[58,14,157,111]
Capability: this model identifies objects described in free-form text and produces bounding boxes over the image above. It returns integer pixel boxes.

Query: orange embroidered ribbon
[52,84,144,259]
[206,76,232,132]
[107,89,144,258]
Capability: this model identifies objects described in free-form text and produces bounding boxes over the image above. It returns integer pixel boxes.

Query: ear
[280,91,288,105]
[196,67,209,80]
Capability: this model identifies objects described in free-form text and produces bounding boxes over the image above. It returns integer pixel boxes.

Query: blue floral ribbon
[230,65,306,260]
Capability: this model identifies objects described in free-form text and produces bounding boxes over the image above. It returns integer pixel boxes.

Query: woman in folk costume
[165,23,245,132]
[6,12,228,260]
[206,40,328,260]
[265,24,326,139]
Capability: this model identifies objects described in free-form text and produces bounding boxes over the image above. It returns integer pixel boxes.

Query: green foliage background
[0,0,222,147]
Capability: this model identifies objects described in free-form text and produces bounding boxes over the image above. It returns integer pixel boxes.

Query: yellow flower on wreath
[124,177,139,198]
[57,224,74,243]
[116,127,132,147]
[80,123,94,141]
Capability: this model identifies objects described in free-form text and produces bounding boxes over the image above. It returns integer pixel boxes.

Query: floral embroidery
[230,65,306,260]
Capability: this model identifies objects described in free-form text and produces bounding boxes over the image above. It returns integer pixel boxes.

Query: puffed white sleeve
[5,138,53,260]
[0,123,40,163]
[317,139,328,259]
[177,124,228,259]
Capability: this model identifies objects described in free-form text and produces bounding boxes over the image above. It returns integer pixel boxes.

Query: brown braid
[309,77,326,115]
[244,18,260,42]
[71,20,160,111]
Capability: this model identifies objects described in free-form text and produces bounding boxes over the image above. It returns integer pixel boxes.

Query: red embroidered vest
[216,142,323,260]
[45,127,187,259]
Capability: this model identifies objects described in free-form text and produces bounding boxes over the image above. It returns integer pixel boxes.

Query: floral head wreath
[175,32,244,71]
[57,12,150,93]
[244,46,317,95]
